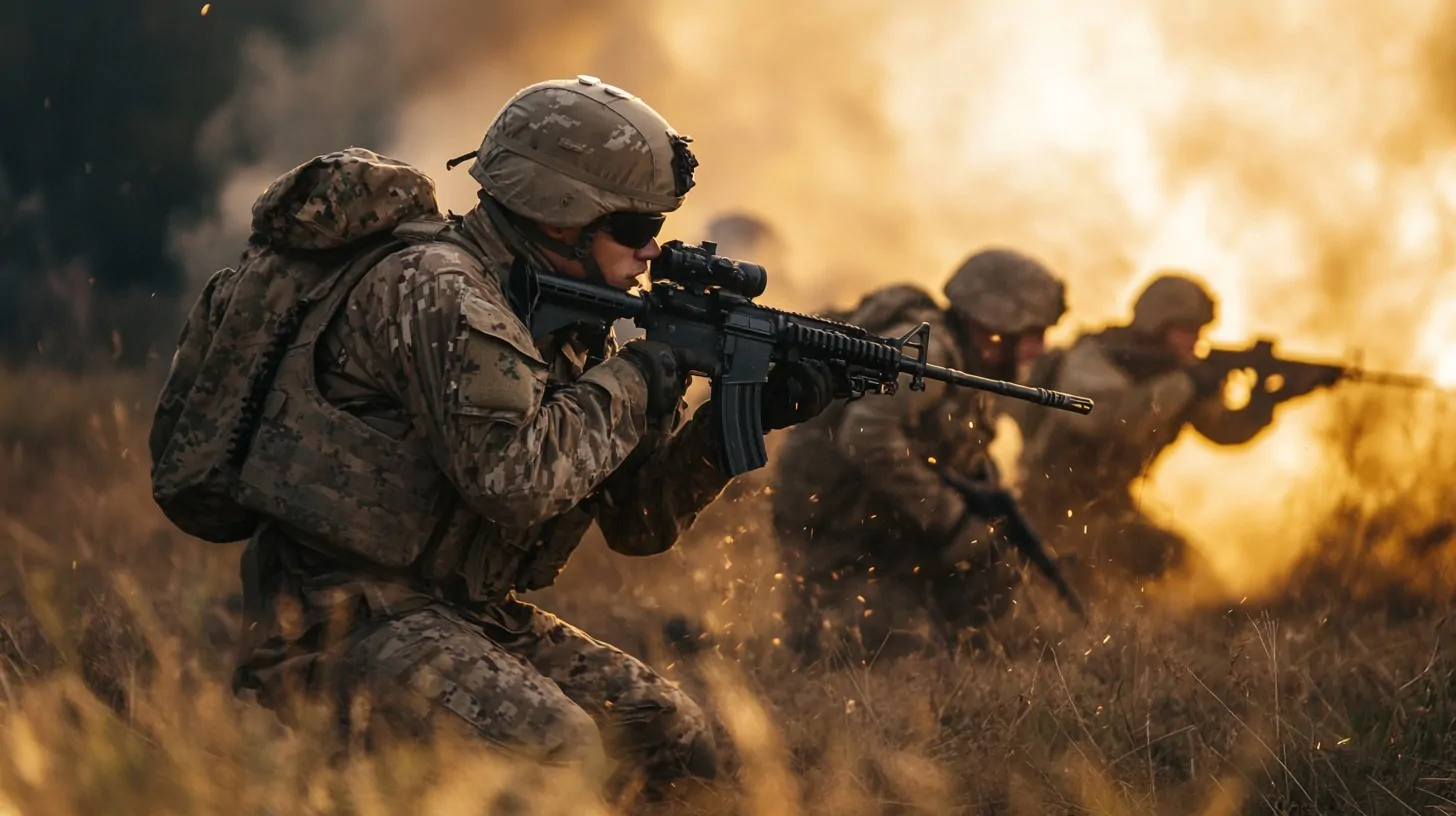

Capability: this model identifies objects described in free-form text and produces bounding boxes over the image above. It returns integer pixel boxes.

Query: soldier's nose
[635,240,662,261]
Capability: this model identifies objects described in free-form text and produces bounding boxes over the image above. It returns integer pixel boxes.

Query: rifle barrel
[1348,369,1440,389]
[918,361,1095,415]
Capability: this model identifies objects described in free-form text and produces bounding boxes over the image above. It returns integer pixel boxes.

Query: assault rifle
[531,239,1095,476]
[940,470,1086,619]
[1204,338,1439,396]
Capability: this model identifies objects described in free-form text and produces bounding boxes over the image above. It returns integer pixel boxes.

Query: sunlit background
[8,0,1455,599]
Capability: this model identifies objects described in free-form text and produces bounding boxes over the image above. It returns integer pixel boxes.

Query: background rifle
[532,239,1095,476]
[1205,338,1439,394]
[939,470,1087,619]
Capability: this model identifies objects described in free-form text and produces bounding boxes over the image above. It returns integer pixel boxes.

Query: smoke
[171,0,656,280]
[184,0,1456,599]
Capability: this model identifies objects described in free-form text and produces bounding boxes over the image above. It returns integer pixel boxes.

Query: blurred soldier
[1016,272,1328,581]
[770,248,1068,662]
[705,212,788,271]
[150,76,833,794]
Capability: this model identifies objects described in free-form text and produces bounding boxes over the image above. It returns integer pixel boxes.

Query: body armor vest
[232,221,596,602]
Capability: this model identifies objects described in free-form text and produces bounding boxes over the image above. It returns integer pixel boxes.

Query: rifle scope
[652,240,768,298]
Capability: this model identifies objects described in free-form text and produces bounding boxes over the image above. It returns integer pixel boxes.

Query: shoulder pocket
[456,293,549,424]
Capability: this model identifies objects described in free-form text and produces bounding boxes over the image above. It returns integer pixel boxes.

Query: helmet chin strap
[476,193,610,285]
[521,219,609,286]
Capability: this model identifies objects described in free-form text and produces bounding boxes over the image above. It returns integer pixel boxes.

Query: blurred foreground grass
[2,367,1455,815]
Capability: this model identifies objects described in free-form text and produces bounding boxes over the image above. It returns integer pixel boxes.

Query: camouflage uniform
[154,78,731,788]
[1017,274,1278,580]
[771,250,1067,661]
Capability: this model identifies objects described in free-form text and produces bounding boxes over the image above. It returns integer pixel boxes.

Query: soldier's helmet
[943,248,1067,335]
[469,75,698,227]
[1130,272,1217,335]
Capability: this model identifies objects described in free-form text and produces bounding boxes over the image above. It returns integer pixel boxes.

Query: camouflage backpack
[148,148,443,543]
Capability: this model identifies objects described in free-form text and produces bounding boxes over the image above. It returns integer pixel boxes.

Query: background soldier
[1016,272,1332,582]
[771,248,1068,662]
[152,77,834,794]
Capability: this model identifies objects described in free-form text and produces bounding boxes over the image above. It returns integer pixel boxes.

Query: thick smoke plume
[182,0,1456,600]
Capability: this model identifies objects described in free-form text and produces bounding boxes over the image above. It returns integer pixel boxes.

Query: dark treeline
[0,1,319,367]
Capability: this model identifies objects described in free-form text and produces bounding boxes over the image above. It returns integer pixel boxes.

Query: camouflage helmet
[942,248,1067,335]
[468,75,698,228]
[1131,272,1217,335]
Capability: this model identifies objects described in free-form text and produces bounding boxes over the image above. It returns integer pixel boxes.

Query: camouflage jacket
[1018,326,1276,515]
[771,285,1000,574]
[242,205,731,643]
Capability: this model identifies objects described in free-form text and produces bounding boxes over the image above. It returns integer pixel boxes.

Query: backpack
[148,147,444,542]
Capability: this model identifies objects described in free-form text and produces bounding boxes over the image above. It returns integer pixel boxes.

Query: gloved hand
[760,359,836,431]
[1184,359,1228,399]
[618,340,719,428]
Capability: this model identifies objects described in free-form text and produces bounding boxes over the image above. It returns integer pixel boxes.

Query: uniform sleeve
[1043,339,1199,446]
[833,328,966,537]
[360,246,653,531]
[1186,391,1277,446]
[592,401,732,556]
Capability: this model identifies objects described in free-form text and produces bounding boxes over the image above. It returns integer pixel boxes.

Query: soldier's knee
[605,682,717,782]
[652,686,718,780]
[537,703,608,773]
[679,718,719,780]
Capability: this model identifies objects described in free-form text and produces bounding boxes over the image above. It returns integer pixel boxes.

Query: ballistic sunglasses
[601,211,666,249]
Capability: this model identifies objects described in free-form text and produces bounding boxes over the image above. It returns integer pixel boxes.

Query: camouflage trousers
[341,600,717,787]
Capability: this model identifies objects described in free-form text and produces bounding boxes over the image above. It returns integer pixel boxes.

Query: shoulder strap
[228,235,408,469]
[394,218,541,325]
[394,218,494,272]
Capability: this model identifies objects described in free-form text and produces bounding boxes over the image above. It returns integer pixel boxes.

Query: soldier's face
[590,229,661,289]
[536,225,662,290]
[972,327,1046,379]
[1164,325,1202,361]
[975,330,1045,363]
[1014,331,1047,367]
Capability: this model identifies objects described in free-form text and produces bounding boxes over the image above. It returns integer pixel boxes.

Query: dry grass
[2,367,1455,815]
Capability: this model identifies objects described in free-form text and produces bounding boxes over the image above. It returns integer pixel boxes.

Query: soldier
[770,248,1068,662]
[1016,272,1326,581]
[151,77,834,794]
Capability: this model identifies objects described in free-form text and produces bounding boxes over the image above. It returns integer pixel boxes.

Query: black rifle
[940,470,1087,619]
[1115,338,1441,395]
[532,239,1095,476]
[1204,338,1440,395]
